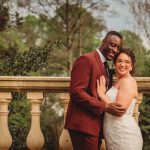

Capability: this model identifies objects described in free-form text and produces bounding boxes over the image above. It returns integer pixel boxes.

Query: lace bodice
[106,86,136,116]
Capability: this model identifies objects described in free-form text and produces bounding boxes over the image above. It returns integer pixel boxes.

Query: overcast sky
[104,0,135,31]
[103,0,149,49]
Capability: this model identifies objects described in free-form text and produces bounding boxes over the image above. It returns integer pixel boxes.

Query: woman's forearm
[99,94,111,104]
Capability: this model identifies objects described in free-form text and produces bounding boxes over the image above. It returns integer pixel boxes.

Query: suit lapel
[94,50,109,89]
[94,50,106,75]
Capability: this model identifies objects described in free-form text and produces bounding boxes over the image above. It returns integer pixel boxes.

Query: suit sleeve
[70,55,105,115]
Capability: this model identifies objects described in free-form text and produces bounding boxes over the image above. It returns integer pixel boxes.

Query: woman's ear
[130,65,133,71]
[129,66,133,75]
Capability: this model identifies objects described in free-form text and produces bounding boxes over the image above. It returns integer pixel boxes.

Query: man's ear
[102,38,105,44]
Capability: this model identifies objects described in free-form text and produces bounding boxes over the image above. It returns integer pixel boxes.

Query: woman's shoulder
[119,76,138,96]
[119,76,137,88]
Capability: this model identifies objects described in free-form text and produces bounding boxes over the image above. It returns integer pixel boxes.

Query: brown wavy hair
[113,48,136,75]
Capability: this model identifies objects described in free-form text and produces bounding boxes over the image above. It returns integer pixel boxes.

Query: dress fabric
[103,86,143,150]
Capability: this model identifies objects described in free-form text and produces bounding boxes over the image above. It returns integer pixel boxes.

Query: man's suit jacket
[64,50,108,137]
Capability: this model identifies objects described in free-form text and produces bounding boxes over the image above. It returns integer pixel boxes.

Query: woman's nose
[120,61,125,66]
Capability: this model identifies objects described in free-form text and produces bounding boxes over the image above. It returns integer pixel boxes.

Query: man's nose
[112,47,118,53]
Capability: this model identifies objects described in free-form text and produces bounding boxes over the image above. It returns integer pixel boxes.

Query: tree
[118,0,150,45]
[0,0,9,31]
[41,3,106,75]
[52,3,106,73]
[139,95,150,150]
[14,0,107,74]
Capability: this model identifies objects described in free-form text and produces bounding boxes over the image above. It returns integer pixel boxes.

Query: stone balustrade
[0,76,149,150]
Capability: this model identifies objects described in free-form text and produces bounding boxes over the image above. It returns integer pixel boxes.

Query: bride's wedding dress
[103,86,143,150]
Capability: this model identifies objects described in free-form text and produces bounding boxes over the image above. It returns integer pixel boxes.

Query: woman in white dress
[97,48,143,150]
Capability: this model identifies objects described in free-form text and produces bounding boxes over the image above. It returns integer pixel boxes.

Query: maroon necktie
[104,61,111,89]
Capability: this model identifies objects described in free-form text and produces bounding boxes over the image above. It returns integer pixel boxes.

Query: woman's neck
[116,73,131,80]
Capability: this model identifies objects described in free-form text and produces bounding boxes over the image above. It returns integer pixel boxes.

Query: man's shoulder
[82,50,97,58]
[74,50,97,65]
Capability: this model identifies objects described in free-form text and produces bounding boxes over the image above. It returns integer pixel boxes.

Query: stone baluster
[133,92,143,123]
[26,92,45,150]
[0,92,12,150]
[59,93,73,150]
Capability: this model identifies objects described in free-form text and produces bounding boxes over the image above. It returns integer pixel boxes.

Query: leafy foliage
[0,40,61,75]
[139,95,150,150]
[0,0,23,31]
[41,93,63,150]
[0,0,9,31]
[9,93,30,150]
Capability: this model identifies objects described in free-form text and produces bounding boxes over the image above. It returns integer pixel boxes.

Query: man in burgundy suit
[64,31,126,150]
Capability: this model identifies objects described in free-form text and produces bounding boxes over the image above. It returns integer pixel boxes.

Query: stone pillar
[133,92,143,123]
[59,93,73,150]
[0,92,12,150]
[26,92,45,150]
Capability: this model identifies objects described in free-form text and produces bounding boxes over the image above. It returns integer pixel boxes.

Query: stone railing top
[0,76,70,92]
[135,77,150,93]
[0,76,149,93]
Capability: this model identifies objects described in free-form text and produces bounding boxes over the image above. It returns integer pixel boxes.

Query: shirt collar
[96,49,106,63]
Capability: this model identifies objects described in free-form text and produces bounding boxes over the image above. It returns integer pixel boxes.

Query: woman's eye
[117,60,122,63]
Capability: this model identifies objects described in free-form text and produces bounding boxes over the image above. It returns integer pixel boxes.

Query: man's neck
[96,48,106,63]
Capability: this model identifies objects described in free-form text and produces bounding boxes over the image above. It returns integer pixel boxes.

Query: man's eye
[110,43,115,47]
[110,43,120,49]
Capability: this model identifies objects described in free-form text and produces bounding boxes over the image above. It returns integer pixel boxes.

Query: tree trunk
[78,1,83,57]
[66,0,73,75]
